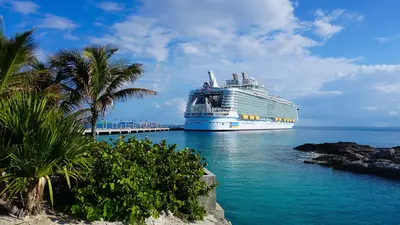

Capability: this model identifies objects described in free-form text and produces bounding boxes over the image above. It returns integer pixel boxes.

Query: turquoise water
[98,127,400,225]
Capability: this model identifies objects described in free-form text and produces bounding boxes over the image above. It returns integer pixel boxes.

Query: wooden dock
[84,127,170,135]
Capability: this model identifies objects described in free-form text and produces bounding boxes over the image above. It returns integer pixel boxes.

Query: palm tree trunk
[25,177,46,215]
[91,108,98,138]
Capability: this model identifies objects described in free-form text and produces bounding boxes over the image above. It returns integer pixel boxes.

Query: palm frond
[0,29,37,94]
[49,49,92,105]
[83,44,118,96]
[106,63,144,94]
[69,108,92,123]
[112,88,157,101]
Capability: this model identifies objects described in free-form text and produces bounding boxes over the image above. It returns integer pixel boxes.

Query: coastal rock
[392,146,400,151]
[391,157,400,164]
[371,148,396,159]
[294,142,400,180]
[294,142,374,154]
[338,160,369,173]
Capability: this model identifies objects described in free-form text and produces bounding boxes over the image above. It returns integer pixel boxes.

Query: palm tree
[0,93,92,215]
[28,58,74,107]
[0,29,37,96]
[50,44,157,137]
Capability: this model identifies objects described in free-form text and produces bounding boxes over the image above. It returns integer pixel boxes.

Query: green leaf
[45,175,54,207]
[64,166,71,188]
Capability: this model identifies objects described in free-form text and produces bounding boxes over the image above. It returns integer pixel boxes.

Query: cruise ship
[183,71,299,131]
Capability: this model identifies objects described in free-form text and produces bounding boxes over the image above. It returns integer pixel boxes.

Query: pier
[84,127,170,135]
[83,120,183,135]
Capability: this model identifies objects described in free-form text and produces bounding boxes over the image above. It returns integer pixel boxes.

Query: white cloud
[37,31,47,39]
[180,43,201,55]
[63,34,80,41]
[34,48,48,62]
[374,34,400,44]
[312,9,364,39]
[90,16,173,62]
[356,15,365,22]
[373,83,400,93]
[89,0,398,99]
[313,20,343,39]
[306,91,343,96]
[164,98,187,114]
[38,14,78,30]
[313,9,344,39]
[10,0,38,14]
[389,111,399,116]
[93,22,103,27]
[97,1,124,12]
[364,106,378,111]
[374,37,389,43]
[359,64,400,74]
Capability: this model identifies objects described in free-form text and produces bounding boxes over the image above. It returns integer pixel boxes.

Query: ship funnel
[208,71,218,87]
[232,73,238,80]
[242,72,248,79]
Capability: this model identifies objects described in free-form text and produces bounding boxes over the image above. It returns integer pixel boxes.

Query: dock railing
[83,120,184,135]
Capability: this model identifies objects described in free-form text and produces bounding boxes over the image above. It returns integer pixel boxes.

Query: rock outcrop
[294,142,400,179]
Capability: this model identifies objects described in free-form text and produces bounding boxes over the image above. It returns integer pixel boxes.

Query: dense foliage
[70,137,215,224]
[0,94,92,215]
[0,21,213,224]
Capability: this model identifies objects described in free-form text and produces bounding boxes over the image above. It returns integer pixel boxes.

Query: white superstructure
[184,72,299,131]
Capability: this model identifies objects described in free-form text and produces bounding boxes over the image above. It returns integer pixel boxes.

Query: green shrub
[0,93,92,215]
[70,136,215,224]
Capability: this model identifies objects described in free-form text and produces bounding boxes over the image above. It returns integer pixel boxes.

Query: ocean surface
[97,126,400,225]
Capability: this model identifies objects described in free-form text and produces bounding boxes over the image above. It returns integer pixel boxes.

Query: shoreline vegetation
[0,20,230,224]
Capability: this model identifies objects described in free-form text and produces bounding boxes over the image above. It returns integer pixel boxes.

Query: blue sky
[2,0,400,127]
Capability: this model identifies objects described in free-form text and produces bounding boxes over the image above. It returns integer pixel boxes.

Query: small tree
[50,44,157,137]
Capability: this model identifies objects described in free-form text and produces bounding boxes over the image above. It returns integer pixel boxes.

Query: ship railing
[188,107,232,113]
[185,112,230,117]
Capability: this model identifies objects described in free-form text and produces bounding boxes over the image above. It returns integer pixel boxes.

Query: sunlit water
[97,127,400,225]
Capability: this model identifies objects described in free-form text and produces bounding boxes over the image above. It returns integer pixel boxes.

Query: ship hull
[184,117,294,131]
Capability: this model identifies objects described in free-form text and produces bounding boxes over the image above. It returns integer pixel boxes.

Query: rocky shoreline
[0,210,231,225]
[294,142,400,179]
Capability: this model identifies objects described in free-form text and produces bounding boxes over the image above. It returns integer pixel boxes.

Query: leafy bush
[70,136,215,224]
[0,93,93,215]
